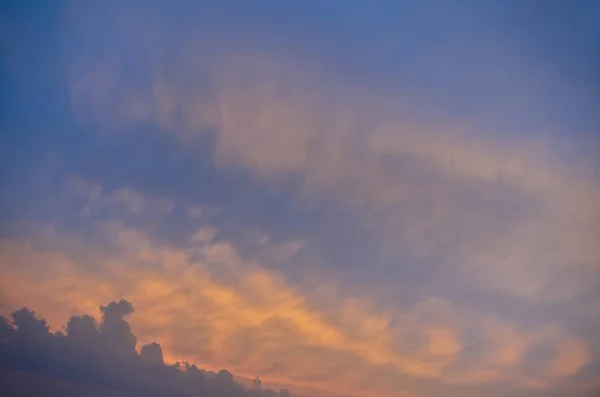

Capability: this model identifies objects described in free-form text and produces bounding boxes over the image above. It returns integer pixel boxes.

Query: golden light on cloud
[2,4,600,396]
[0,218,593,397]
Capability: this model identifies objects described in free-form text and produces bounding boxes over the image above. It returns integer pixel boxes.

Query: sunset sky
[1,1,599,396]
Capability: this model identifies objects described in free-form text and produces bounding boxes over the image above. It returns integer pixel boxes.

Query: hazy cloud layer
[1,1,599,397]
[1,221,597,396]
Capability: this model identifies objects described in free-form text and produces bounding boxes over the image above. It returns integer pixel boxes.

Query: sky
[1,1,599,396]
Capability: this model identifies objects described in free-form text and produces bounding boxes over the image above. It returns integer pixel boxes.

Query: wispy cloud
[0,219,594,396]
[70,46,600,303]
[1,1,599,396]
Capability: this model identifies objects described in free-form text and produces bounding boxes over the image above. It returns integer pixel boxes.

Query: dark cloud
[0,300,296,397]
[140,342,164,366]
[99,299,137,354]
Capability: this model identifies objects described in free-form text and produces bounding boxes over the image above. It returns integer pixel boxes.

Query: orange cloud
[0,220,592,396]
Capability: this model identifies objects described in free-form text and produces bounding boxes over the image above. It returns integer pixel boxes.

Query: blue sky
[1,1,599,396]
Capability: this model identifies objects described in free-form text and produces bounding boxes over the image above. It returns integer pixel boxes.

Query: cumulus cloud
[0,223,596,397]
[99,299,137,353]
[0,299,296,397]
[140,342,164,365]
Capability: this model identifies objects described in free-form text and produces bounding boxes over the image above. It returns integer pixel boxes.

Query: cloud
[99,299,137,353]
[2,2,599,397]
[0,222,596,396]
[140,342,164,365]
[0,299,294,397]
[65,176,176,218]
[67,34,600,304]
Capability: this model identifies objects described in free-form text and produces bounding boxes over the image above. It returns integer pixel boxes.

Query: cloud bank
[0,298,293,397]
[1,220,597,397]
